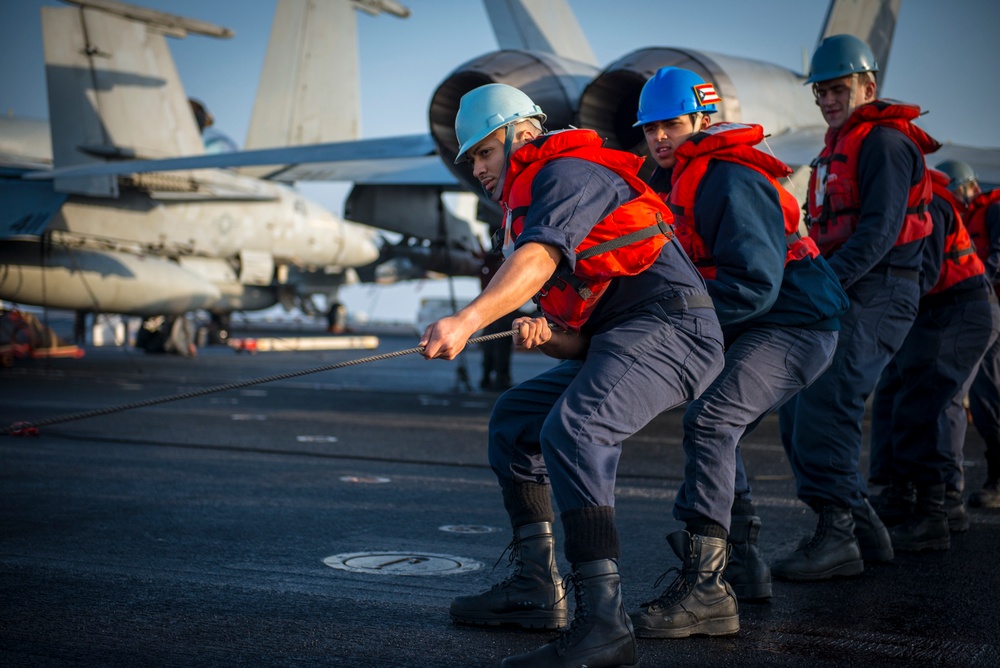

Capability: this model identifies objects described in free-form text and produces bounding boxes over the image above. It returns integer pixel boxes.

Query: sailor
[420,83,725,668]
[937,160,1000,509]
[774,34,940,581]
[626,66,848,638]
[868,166,997,550]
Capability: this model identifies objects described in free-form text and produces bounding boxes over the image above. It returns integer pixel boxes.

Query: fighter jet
[33,0,998,216]
[10,0,998,354]
[0,0,479,352]
[430,0,999,206]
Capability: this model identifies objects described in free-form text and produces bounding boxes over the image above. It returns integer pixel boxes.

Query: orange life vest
[501,129,675,331]
[668,122,819,280]
[926,169,984,295]
[965,188,1000,266]
[806,99,940,256]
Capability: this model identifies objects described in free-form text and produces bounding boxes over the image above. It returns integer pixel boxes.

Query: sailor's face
[467,131,507,194]
[643,115,699,169]
[813,75,864,129]
[955,180,982,205]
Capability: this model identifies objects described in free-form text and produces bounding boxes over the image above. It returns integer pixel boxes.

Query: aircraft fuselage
[0,173,380,316]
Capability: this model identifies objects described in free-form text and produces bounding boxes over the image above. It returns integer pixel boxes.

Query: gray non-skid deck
[2,331,998,667]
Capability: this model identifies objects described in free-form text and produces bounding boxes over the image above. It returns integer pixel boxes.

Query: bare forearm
[535,329,589,359]
[457,242,561,331]
[421,242,560,360]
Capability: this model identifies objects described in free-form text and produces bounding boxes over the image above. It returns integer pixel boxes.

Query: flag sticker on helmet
[693,83,721,105]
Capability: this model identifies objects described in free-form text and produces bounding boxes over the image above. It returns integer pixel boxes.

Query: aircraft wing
[23,134,457,187]
[0,167,68,239]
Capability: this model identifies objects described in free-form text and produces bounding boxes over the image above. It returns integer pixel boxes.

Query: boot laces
[553,571,587,652]
[800,509,831,553]
[488,538,521,590]
[640,566,692,610]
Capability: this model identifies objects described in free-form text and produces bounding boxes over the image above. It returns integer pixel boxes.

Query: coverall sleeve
[695,162,784,326]
[825,127,923,289]
[920,196,948,293]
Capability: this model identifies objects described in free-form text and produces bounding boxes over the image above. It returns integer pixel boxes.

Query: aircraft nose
[338,221,380,266]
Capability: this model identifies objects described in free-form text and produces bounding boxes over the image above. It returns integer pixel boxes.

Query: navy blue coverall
[488,158,725,537]
[649,162,848,531]
[779,125,928,509]
[969,199,1000,484]
[869,194,998,490]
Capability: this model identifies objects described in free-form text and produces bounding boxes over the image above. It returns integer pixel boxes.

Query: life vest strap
[946,246,976,261]
[576,213,674,262]
[541,273,594,300]
[510,206,530,220]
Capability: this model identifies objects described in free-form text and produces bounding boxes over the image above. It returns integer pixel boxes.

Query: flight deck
[2,327,998,667]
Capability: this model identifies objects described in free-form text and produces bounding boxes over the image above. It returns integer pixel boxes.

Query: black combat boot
[871,480,916,527]
[851,497,894,562]
[724,515,772,601]
[969,479,1000,508]
[771,503,864,581]
[501,559,638,668]
[630,531,739,638]
[945,488,970,533]
[889,483,950,551]
[450,522,567,629]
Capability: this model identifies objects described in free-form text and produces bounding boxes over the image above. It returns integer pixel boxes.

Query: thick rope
[2,330,515,436]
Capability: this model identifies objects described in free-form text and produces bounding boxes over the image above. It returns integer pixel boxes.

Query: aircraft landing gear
[135,315,197,357]
[207,312,230,345]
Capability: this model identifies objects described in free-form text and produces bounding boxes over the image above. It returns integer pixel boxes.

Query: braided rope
[2,330,515,436]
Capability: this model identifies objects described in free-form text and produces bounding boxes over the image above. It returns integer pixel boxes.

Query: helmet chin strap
[490,123,517,203]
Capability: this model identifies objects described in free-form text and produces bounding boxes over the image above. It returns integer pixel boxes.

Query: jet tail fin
[817,0,901,85]
[483,0,597,66]
[243,0,410,154]
[42,1,229,196]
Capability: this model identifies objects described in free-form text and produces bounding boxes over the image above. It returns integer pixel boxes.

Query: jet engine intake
[577,48,739,158]
[428,49,599,210]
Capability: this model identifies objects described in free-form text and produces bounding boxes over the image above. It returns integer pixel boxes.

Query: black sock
[502,483,554,530]
[685,519,728,541]
[562,506,619,563]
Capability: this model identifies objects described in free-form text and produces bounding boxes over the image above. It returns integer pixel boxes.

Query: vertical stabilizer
[483,0,598,66]
[245,0,364,151]
[42,4,214,196]
[817,0,901,85]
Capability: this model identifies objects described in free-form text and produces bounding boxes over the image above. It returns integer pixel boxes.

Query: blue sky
[2,0,999,323]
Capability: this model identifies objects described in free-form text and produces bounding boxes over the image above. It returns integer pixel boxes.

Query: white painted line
[439,525,500,534]
[339,476,391,484]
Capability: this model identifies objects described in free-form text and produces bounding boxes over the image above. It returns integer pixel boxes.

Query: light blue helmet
[935,160,978,191]
[633,67,718,128]
[805,34,878,84]
[454,84,546,163]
